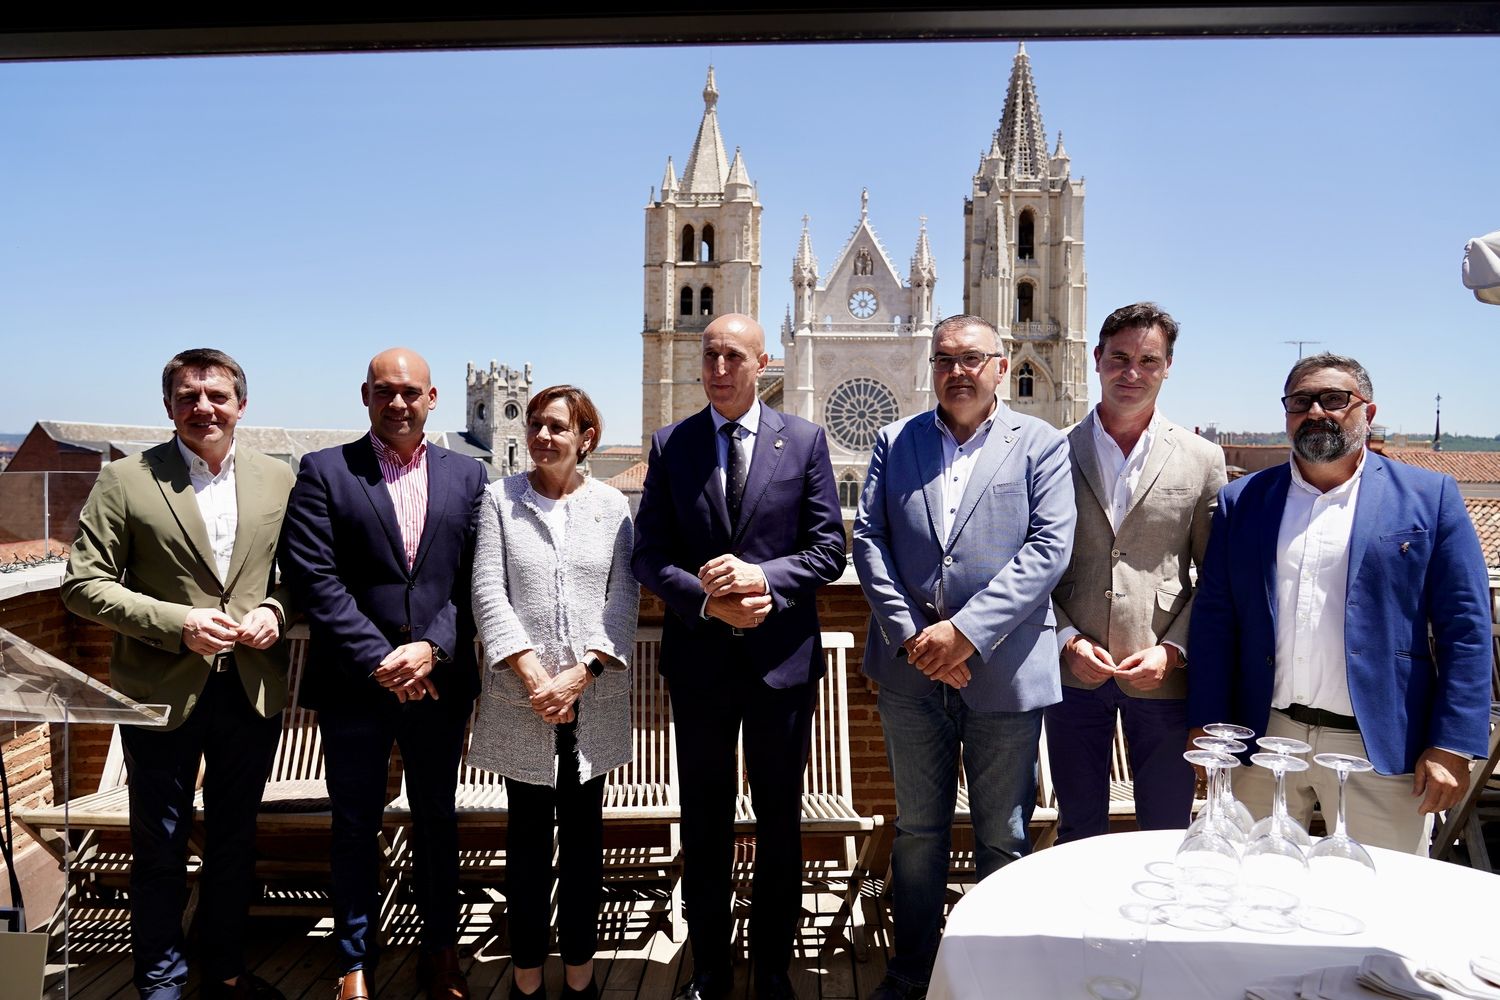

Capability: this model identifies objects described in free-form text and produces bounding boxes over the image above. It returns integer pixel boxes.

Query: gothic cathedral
[640,45,1086,481]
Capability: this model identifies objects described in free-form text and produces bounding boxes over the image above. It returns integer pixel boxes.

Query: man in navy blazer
[854,315,1074,1000]
[281,349,487,1000]
[1188,352,1490,854]
[633,314,846,1000]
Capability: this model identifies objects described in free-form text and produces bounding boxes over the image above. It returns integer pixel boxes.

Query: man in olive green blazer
[1046,304,1227,843]
[63,348,294,1000]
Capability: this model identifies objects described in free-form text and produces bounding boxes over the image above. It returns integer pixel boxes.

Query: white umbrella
[1462,230,1500,305]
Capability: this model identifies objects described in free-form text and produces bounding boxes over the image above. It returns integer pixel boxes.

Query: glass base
[1086,975,1141,1000]
[1298,906,1365,936]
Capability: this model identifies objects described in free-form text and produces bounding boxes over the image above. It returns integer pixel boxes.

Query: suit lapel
[1121,422,1178,524]
[1070,415,1107,515]
[222,449,267,593]
[1345,451,1386,590]
[148,441,221,586]
[354,438,412,576]
[731,407,787,545]
[947,406,1019,550]
[913,413,946,546]
[410,447,449,576]
[1260,464,1293,623]
[688,410,733,543]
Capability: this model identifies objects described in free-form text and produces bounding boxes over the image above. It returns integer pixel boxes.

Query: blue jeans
[878,685,1042,988]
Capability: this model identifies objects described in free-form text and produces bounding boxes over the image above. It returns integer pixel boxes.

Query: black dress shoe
[560,976,599,1000]
[756,969,798,1000]
[510,978,545,1000]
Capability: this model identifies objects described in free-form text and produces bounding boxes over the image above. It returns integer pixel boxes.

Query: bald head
[701,313,769,420]
[363,347,437,460]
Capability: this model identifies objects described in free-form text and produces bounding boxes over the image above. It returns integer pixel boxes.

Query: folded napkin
[1418,966,1500,1000]
[1357,955,1443,999]
[1244,970,1309,1000]
[1474,958,1500,989]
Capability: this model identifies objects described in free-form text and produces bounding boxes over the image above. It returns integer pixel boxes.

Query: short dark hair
[932,313,1001,351]
[526,384,604,460]
[1098,302,1180,358]
[1283,352,1374,400]
[161,348,247,402]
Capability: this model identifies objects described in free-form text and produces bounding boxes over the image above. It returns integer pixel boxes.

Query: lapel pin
[1399,541,1410,554]
[1004,434,1015,444]
[775,438,784,449]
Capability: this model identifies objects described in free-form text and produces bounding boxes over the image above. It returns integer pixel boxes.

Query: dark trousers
[319,691,473,974]
[504,721,606,968]
[668,672,815,984]
[121,669,281,1000]
[1043,680,1194,843]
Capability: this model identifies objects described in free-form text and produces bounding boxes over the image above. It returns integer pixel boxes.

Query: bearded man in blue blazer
[1188,352,1490,855]
[854,314,1075,1000]
[633,314,847,1000]
[281,349,487,1000]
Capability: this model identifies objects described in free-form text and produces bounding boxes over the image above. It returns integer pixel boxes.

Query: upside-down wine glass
[1248,737,1313,848]
[1203,724,1259,832]
[1299,753,1378,935]
[1192,735,1254,838]
[1185,743,1248,845]
[1171,750,1240,931]
[1239,751,1310,930]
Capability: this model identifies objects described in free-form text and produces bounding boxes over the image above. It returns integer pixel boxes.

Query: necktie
[720,421,747,524]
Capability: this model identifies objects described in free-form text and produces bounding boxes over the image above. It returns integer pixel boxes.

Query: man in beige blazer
[1045,303,1227,842]
[63,348,294,1000]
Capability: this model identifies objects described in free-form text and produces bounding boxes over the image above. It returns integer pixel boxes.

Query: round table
[927,830,1498,1000]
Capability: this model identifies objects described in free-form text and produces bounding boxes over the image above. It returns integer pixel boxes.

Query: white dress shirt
[177,436,237,583]
[1092,409,1158,534]
[710,398,761,494]
[1272,451,1366,716]
[935,404,997,545]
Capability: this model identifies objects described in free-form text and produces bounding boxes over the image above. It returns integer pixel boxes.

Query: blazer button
[1110,549,1121,558]
[943,555,954,566]
[925,602,935,611]
[1104,590,1114,600]
[787,598,796,608]
[1265,655,1274,666]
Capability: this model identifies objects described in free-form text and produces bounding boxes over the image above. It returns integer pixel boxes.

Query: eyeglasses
[1280,390,1368,414]
[931,351,1001,373]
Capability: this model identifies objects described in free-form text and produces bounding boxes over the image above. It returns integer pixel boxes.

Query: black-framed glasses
[1280,389,1367,414]
[930,351,1001,373]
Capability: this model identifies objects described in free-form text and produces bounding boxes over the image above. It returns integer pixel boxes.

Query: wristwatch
[425,639,450,663]
[582,654,605,678]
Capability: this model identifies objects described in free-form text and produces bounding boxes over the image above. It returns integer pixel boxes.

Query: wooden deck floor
[43,875,980,1000]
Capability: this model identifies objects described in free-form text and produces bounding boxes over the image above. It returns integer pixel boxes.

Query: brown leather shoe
[416,947,470,1000]
[335,970,370,1000]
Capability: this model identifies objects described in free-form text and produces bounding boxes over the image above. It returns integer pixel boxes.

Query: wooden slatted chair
[731,632,881,959]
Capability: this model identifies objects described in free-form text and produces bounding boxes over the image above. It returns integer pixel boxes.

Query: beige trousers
[1231,710,1433,856]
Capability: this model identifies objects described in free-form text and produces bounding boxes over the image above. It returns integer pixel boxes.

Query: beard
[1293,417,1361,464]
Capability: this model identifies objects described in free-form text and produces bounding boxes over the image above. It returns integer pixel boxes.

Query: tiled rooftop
[1465,497,1500,568]
[1384,449,1500,483]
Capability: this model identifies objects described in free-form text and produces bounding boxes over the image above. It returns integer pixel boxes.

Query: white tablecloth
[928,830,1498,1000]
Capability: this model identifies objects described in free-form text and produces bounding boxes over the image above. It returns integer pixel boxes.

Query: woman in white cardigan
[468,385,638,1000]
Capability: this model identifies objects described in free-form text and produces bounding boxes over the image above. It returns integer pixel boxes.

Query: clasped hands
[182,606,281,655]
[510,649,598,725]
[374,641,440,703]
[903,621,975,689]
[698,554,771,629]
[1063,635,1179,691]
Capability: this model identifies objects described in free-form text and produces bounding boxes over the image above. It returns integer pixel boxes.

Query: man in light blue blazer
[854,314,1074,1000]
[1188,352,1490,854]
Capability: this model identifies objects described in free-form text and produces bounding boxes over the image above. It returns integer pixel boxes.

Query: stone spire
[910,216,936,284]
[793,214,819,284]
[996,42,1049,179]
[660,156,678,198]
[725,146,753,197]
[680,66,730,194]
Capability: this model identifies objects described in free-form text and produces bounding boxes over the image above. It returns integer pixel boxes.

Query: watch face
[848,288,878,319]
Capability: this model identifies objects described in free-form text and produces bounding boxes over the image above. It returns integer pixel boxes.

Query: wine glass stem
[1334,768,1349,838]
[1272,767,1289,822]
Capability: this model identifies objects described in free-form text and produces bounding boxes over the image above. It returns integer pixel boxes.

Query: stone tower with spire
[640,67,762,449]
[781,189,937,513]
[964,43,1088,427]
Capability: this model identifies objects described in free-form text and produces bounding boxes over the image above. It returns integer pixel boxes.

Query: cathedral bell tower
[963,43,1088,428]
[640,67,763,450]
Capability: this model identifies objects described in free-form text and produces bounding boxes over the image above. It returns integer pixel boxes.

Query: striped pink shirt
[370,432,428,570]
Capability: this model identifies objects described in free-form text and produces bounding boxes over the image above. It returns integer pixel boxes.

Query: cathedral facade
[640,45,1085,478]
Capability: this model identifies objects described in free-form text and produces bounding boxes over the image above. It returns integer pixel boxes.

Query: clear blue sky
[3,37,1497,443]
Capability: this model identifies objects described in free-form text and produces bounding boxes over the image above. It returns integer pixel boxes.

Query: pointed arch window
[701,224,715,262]
[1017,362,1036,398]
[1018,210,1036,260]
[838,471,862,509]
[1016,282,1035,323]
[681,224,695,262]
[700,286,714,316]
[680,286,694,316]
